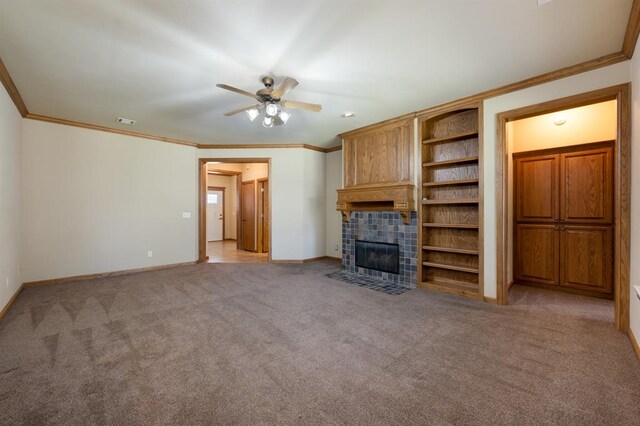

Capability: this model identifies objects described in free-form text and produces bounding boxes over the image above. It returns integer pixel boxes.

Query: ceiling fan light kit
[217,76,322,128]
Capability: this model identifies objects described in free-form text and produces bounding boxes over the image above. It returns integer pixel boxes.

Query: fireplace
[356,241,400,274]
[342,211,418,287]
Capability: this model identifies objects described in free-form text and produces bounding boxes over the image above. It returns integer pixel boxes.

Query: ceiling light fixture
[246,108,260,122]
[553,114,566,126]
[262,116,274,128]
[279,111,291,124]
[265,103,279,117]
[342,111,355,118]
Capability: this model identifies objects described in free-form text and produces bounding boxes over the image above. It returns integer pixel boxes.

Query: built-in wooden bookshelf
[417,104,483,299]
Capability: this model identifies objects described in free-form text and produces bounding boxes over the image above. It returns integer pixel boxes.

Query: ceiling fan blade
[223,104,260,116]
[270,77,299,99]
[281,100,322,112]
[216,84,258,100]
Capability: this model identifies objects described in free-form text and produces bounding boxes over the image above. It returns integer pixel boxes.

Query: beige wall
[21,120,197,282]
[511,100,617,153]
[505,100,617,284]
[482,60,630,299]
[325,150,342,258]
[303,149,326,259]
[0,83,23,313]
[206,174,237,240]
[630,44,640,343]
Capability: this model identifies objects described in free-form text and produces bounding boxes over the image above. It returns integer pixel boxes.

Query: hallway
[207,240,268,263]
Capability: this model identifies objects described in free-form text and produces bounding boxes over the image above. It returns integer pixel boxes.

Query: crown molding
[623,0,640,58]
[0,57,28,117]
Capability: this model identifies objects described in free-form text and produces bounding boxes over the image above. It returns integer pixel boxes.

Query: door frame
[207,186,226,241]
[496,83,631,332]
[198,158,271,263]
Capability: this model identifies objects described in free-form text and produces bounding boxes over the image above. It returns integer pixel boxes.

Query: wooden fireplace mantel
[337,183,416,224]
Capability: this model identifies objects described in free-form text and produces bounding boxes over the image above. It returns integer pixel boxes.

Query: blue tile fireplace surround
[342,211,418,288]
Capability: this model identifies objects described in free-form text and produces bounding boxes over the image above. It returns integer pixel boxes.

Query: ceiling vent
[116,117,136,125]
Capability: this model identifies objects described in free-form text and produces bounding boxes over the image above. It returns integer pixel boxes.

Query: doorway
[198,158,271,263]
[496,84,631,332]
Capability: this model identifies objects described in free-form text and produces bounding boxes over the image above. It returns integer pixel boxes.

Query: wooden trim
[325,145,342,153]
[0,284,24,322]
[25,113,199,147]
[271,259,304,264]
[24,114,336,152]
[623,0,640,58]
[208,169,242,176]
[270,257,337,264]
[198,143,329,152]
[512,140,616,159]
[495,83,631,332]
[629,328,640,363]
[23,262,197,288]
[0,57,28,117]
[483,297,498,305]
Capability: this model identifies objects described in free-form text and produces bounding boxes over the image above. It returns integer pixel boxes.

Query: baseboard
[303,256,341,264]
[23,261,197,288]
[0,283,24,322]
[224,238,237,241]
[271,256,340,265]
[629,328,640,364]
[507,280,514,291]
[484,296,498,304]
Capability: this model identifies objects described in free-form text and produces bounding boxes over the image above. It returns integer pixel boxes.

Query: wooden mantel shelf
[337,183,416,224]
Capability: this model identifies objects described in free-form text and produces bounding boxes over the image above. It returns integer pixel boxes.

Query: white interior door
[206,190,224,241]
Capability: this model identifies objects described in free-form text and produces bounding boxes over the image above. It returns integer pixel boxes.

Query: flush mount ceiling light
[342,111,355,118]
[553,114,567,126]
[217,76,322,128]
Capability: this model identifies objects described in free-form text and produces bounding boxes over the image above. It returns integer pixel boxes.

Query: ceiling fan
[216,76,322,127]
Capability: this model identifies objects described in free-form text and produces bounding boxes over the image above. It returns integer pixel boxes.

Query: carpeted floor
[1,260,638,425]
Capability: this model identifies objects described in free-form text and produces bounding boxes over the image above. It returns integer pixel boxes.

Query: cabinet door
[560,147,613,224]
[515,224,559,286]
[515,154,558,223]
[560,225,613,294]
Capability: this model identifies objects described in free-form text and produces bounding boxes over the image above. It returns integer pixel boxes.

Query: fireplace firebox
[355,240,400,274]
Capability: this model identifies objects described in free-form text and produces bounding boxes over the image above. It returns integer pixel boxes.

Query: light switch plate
[182,212,191,218]
[634,285,640,300]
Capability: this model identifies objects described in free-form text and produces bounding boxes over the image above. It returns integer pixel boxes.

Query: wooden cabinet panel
[560,225,612,293]
[560,147,613,224]
[515,155,558,222]
[515,224,559,286]
[343,118,413,188]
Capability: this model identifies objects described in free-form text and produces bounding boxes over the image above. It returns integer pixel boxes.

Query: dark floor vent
[355,240,400,274]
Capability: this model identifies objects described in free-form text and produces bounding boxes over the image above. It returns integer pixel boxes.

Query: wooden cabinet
[417,104,483,299]
[513,142,614,297]
[337,116,416,223]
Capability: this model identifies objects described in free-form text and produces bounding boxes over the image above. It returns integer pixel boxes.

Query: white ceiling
[0,0,632,148]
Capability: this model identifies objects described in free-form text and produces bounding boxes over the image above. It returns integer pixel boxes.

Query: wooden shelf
[419,106,483,302]
[421,279,480,297]
[423,262,478,274]
[423,246,479,255]
[421,198,479,205]
[422,130,478,145]
[422,223,478,229]
[423,178,479,187]
[422,156,479,168]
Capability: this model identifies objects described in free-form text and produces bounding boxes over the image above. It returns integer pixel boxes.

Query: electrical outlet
[182,212,191,219]
[334,244,339,251]
[147,251,153,258]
